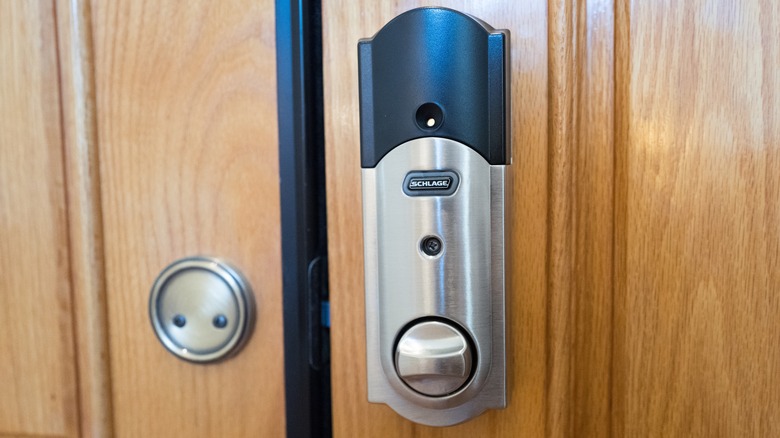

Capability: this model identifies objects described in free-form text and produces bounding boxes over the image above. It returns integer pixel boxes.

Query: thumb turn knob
[394,321,473,397]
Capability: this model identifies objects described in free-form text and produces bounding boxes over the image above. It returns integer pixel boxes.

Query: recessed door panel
[0,2,80,436]
[614,1,780,435]
[91,1,286,436]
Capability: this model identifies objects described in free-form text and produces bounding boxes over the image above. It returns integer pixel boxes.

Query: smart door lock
[360,7,510,426]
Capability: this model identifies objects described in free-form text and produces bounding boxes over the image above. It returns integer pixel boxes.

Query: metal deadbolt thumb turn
[395,321,474,397]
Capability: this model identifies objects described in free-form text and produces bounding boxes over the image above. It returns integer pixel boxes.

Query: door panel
[0,1,81,437]
[0,2,80,437]
[91,1,285,436]
[324,1,549,436]
[613,0,780,435]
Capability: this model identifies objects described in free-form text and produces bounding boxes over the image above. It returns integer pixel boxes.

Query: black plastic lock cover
[358,7,510,168]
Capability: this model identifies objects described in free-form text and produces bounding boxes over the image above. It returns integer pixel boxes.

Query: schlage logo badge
[408,177,452,190]
[403,171,459,196]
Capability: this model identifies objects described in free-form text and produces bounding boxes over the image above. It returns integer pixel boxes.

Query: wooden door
[1,0,286,436]
[91,0,286,436]
[0,2,81,436]
[613,1,779,435]
[324,0,780,437]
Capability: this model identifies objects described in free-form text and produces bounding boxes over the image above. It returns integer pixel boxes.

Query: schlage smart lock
[359,7,510,426]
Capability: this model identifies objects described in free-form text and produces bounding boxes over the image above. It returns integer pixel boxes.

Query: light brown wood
[90,1,286,436]
[0,1,80,436]
[55,0,115,435]
[547,0,616,436]
[324,2,550,436]
[613,0,780,436]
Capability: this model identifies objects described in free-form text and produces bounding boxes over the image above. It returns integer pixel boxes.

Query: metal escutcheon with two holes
[149,256,255,363]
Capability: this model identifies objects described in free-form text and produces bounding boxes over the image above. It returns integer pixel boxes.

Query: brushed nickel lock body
[149,257,255,363]
[359,7,511,426]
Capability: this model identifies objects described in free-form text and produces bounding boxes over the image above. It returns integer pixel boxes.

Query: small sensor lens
[416,102,444,130]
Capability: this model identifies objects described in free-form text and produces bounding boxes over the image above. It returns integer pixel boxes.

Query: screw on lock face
[421,236,443,256]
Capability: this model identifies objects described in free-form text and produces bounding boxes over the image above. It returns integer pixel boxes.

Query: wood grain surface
[613,0,780,435]
[547,0,615,436]
[90,1,286,436]
[0,1,80,436]
[56,0,114,435]
[324,2,550,436]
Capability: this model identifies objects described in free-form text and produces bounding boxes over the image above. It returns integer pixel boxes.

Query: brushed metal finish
[149,257,255,363]
[395,321,473,396]
[362,137,507,426]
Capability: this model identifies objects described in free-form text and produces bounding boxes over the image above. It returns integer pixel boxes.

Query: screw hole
[213,314,228,329]
[172,314,186,328]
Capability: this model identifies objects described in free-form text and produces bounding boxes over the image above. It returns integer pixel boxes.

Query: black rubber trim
[275,0,331,436]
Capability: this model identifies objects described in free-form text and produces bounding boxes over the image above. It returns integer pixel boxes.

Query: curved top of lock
[358,7,510,168]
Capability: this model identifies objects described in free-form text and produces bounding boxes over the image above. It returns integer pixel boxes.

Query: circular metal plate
[149,257,254,363]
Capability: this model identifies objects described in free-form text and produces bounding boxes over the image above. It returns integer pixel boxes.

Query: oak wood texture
[56,0,115,435]
[90,1,285,436]
[324,2,550,436]
[613,0,780,435]
[0,1,81,436]
[547,0,615,436]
